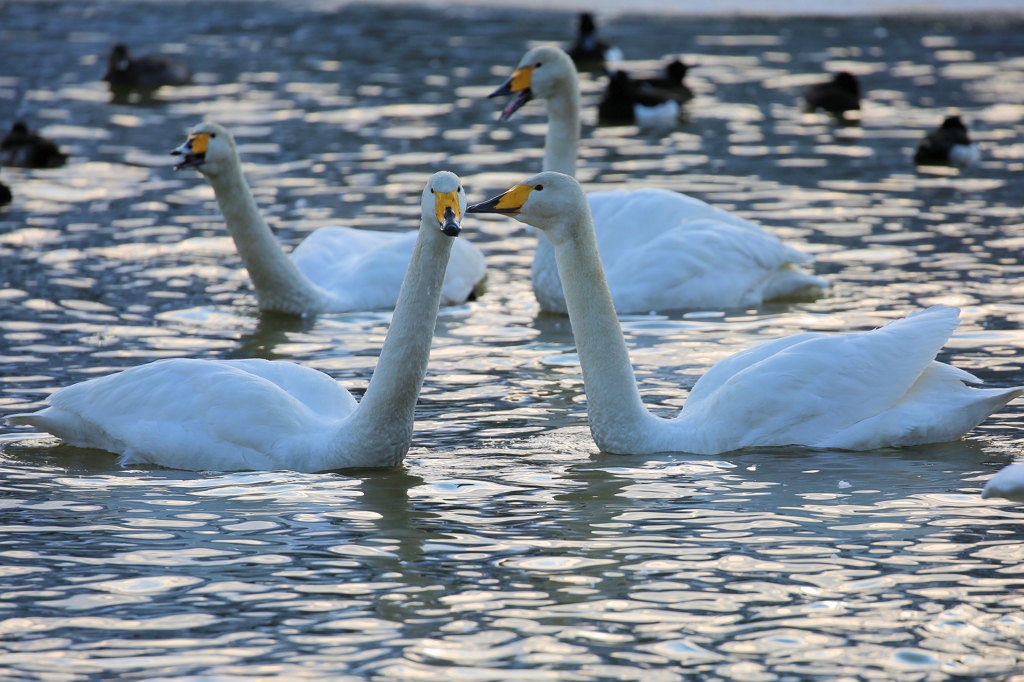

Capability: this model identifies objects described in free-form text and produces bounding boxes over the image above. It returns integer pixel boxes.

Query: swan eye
[534,184,544,191]
[210,133,216,138]
[535,62,542,68]
[457,186,462,193]
[430,188,435,194]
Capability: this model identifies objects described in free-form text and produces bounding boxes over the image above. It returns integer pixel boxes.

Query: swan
[468,171,1023,455]
[914,116,981,167]
[6,172,468,472]
[171,122,486,315]
[103,44,192,102]
[804,72,861,122]
[983,463,1024,502]
[0,122,67,168]
[488,46,826,314]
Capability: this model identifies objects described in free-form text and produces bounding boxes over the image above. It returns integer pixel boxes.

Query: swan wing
[291,226,484,310]
[679,306,973,450]
[8,359,356,471]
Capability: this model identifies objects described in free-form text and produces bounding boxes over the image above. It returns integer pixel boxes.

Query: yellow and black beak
[434,190,462,236]
[489,66,534,121]
[171,132,210,170]
[467,184,535,216]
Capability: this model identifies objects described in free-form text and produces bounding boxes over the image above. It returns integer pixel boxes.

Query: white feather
[983,463,1024,502]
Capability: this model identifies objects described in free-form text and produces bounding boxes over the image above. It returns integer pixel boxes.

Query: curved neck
[206,163,326,315]
[543,78,580,176]
[550,205,655,451]
[348,214,454,455]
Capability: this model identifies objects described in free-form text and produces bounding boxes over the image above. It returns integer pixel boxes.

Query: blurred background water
[1,2,1024,679]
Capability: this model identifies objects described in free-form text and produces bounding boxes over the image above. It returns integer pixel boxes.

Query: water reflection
[2,2,1024,680]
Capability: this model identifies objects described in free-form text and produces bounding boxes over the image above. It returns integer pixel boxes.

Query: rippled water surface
[1,3,1024,679]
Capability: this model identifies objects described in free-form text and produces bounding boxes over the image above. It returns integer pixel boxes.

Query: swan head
[171,122,236,175]
[489,46,576,121]
[467,171,584,244]
[424,171,466,237]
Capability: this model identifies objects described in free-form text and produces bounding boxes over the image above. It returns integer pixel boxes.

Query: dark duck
[804,72,861,122]
[0,122,67,168]
[103,44,192,103]
[568,13,622,71]
[914,116,980,167]
[599,70,687,127]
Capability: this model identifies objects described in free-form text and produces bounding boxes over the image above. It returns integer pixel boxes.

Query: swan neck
[349,215,453,453]
[543,80,580,176]
[552,206,654,451]
[207,163,324,314]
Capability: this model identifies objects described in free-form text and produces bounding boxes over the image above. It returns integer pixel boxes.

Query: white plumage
[982,463,1024,502]
[470,172,1022,456]
[172,122,485,315]
[8,172,471,472]
[490,46,825,315]
[533,188,825,314]
[290,226,484,312]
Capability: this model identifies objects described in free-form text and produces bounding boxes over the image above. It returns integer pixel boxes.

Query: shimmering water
[1,3,1024,679]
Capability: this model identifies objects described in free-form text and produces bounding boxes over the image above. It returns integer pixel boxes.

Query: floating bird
[172,122,486,315]
[983,463,1024,502]
[103,44,192,102]
[598,70,687,126]
[804,72,861,122]
[567,12,622,71]
[0,122,67,168]
[488,46,824,314]
[469,172,1023,455]
[914,115,980,167]
[634,59,693,99]
[7,172,469,472]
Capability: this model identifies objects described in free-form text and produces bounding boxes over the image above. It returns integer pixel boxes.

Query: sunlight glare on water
[0,3,1023,679]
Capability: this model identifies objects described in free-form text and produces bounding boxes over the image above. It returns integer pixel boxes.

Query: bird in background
[914,115,981,167]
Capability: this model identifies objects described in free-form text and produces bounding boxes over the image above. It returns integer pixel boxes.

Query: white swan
[171,122,485,315]
[488,46,826,314]
[6,172,468,472]
[468,172,1023,454]
[983,463,1024,502]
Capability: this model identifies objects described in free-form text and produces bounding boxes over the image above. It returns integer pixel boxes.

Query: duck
[468,171,1024,455]
[0,122,67,168]
[634,60,693,100]
[171,122,486,315]
[914,115,980,167]
[567,12,623,71]
[0,180,10,206]
[488,46,825,314]
[103,44,192,102]
[6,172,469,472]
[804,72,861,122]
[598,70,686,126]
[982,463,1024,502]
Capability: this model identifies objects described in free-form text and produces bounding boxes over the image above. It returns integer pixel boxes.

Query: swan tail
[815,361,1024,450]
[761,264,830,301]
[982,463,1024,501]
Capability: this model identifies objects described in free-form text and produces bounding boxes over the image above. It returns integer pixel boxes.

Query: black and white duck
[804,72,860,122]
[103,44,192,102]
[0,122,67,168]
[914,116,980,167]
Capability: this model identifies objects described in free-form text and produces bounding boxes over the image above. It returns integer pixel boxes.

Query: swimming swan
[7,172,468,472]
[488,46,826,314]
[172,122,485,315]
[468,171,1023,455]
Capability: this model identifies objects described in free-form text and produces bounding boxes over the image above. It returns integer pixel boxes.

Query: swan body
[172,122,485,315]
[469,172,1023,455]
[914,116,980,167]
[983,463,1024,502]
[0,122,67,169]
[8,172,469,472]
[489,46,825,314]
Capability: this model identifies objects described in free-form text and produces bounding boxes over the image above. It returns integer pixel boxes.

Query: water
[1,3,1024,679]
